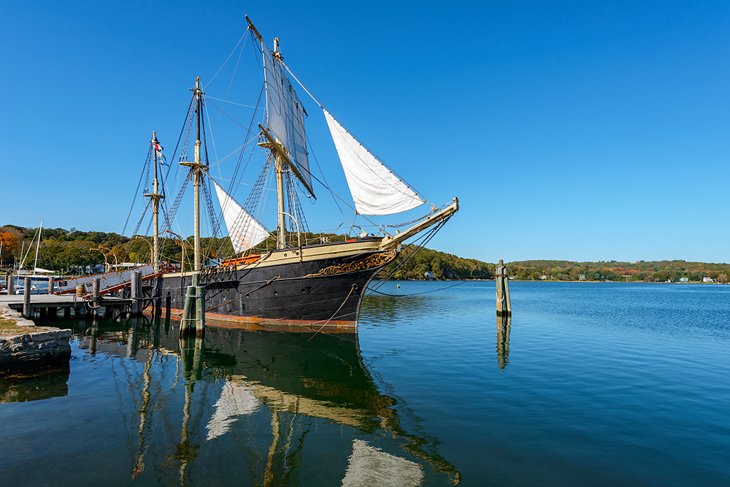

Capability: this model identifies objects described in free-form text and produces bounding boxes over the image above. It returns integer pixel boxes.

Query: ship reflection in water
[69,318,460,486]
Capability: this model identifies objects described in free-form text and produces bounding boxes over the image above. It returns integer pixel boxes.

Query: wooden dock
[0,294,133,319]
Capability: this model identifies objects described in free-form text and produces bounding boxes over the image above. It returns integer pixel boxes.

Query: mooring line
[203,275,280,312]
[367,280,468,297]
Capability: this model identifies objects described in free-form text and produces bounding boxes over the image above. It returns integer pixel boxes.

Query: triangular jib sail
[323,110,425,215]
[263,45,312,192]
[213,181,270,253]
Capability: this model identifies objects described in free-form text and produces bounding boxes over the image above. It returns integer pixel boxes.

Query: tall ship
[132,17,458,330]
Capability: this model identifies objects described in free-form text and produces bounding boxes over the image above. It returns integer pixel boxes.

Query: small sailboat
[137,17,458,330]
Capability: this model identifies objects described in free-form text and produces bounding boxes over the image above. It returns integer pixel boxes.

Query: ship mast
[262,37,288,250]
[248,16,314,250]
[145,131,165,273]
[180,77,206,271]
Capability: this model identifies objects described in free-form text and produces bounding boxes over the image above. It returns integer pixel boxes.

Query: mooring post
[180,274,205,337]
[5,273,12,295]
[496,259,512,316]
[23,276,32,317]
[92,278,100,300]
[92,278,101,316]
[48,276,55,295]
[180,285,195,336]
[194,284,205,337]
[130,271,141,315]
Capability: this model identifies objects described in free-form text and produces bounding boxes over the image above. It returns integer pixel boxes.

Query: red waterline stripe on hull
[144,307,357,333]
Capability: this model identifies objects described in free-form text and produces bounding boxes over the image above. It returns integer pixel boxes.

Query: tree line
[2,225,727,282]
[0,224,495,279]
[507,259,730,283]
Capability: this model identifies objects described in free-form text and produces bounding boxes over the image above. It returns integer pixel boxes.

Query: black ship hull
[150,245,396,331]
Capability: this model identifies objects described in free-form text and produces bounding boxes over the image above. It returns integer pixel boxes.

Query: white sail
[323,110,424,215]
[263,46,312,191]
[213,180,270,253]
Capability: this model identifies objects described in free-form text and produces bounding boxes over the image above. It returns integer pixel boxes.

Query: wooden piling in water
[5,273,12,295]
[496,259,512,316]
[92,278,100,300]
[130,271,141,315]
[195,285,205,337]
[180,285,196,336]
[180,274,205,337]
[23,277,32,317]
[48,277,55,295]
[92,278,100,316]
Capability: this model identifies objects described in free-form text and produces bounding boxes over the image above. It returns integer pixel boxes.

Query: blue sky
[2,1,729,263]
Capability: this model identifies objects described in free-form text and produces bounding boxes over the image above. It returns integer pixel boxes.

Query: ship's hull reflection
[73,318,459,485]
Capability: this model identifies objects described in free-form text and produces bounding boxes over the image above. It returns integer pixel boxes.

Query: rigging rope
[205,30,248,89]
[210,82,266,256]
[203,275,279,312]
[131,199,153,238]
[306,284,357,342]
[122,145,152,235]
[368,217,450,293]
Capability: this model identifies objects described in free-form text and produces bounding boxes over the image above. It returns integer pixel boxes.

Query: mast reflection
[79,321,461,485]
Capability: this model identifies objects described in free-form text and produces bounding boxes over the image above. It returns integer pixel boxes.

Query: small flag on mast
[153,141,166,164]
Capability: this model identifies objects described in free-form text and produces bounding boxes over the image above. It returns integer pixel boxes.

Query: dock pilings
[496,259,512,317]
[23,277,31,317]
[92,278,101,316]
[5,273,13,295]
[130,271,141,315]
[180,274,205,338]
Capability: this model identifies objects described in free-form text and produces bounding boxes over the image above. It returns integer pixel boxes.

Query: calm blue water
[1,281,729,486]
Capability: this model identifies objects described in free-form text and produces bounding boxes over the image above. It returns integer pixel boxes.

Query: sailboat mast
[33,222,42,273]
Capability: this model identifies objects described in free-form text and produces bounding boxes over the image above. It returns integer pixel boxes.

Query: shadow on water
[29,315,461,485]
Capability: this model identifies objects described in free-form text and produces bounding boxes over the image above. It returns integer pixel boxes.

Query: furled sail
[323,110,425,215]
[263,46,312,192]
[213,180,270,253]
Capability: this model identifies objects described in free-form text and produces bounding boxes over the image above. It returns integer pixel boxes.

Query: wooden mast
[248,16,314,250]
[145,131,165,273]
[271,37,287,250]
[249,16,287,250]
[180,77,206,271]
